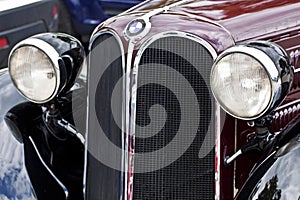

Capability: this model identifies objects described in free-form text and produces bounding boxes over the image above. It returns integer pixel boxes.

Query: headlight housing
[8,33,85,104]
[211,41,293,120]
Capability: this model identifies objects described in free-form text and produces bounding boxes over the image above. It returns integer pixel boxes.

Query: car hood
[122,0,300,43]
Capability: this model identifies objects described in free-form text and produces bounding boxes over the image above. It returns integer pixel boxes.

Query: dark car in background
[0,0,59,69]
[58,0,144,41]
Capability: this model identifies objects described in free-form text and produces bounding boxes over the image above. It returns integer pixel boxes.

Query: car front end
[2,0,300,199]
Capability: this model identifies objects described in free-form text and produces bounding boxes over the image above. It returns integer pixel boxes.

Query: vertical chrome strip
[233,118,238,197]
[85,29,126,200]
[125,41,136,200]
[215,103,221,200]
[28,136,69,199]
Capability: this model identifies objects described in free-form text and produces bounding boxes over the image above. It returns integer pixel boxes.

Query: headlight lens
[211,52,271,119]
[211,42,292,120]
[9,38,60,103]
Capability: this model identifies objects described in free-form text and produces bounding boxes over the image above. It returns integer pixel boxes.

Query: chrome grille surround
[131,31,218,200]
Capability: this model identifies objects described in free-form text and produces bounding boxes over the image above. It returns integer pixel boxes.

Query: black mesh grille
[133,36,215,200]
[86,34,123,200]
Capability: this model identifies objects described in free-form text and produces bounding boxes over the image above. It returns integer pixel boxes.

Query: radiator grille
[133,36,215,200]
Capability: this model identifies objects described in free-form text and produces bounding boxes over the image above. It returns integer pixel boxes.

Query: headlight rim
[211,44,283,121]
[8,37,62,104]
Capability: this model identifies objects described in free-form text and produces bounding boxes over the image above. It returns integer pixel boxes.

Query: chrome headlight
[211,41,293,120]
[8,33,85,104]
[9,38,60,103]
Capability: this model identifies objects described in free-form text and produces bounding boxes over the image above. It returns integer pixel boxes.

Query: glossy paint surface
[174,0,300,42]
[250,136,300,199]
[236,115,300,200]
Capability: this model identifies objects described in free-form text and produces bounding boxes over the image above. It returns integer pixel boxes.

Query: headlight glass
[9,45,58,103]
[211,52,272,119]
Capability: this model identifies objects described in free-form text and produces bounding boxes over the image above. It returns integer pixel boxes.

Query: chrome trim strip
[275,98,300,111]
[28,136,69,199]
[84,28,126,200]
[215,102,221,200]
[233,118,238,197]
[125,41,136,200]
[8,37,61,104]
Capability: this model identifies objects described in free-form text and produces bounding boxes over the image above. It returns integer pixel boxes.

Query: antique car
[1,0,300,199]
[0,0,59,69]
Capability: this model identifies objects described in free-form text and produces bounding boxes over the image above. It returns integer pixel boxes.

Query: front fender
[251,136,300,199]
[0,71,72,200]
[0,69,84,199]
[0,69,35,199]
[236,116,300,199]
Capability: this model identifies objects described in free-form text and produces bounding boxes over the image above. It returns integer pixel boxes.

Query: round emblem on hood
[126,19,146,36]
